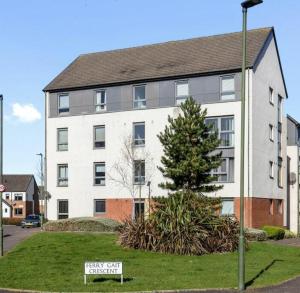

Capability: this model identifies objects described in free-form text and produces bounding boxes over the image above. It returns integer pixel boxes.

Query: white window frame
[58,164,68,187]
[58,93,69,114]
[94,199,106,214]
[95,90,107,112]
[57,199,69,219]
[94,162,106,186]
[94,125,105,149]
[211,158,233,183]
[205,116,234,148]
[175,80,189,105]
[14,194,23,201]
[133,85,146,109]
[133,122,145,146]
[14,208,23,216]
[134,160,145,185]
[220,198,234,216]
[220,75,235,101]
[57,128,68,151]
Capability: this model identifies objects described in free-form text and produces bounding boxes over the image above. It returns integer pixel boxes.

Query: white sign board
[84,262,123,284]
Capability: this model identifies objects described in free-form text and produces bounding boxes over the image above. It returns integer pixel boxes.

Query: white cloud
[12,103,41,123]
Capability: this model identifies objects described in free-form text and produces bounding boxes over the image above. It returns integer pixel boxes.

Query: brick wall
[94,198,133,222]
[234,197,284,228]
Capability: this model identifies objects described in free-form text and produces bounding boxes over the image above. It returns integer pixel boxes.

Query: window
[211,158,234,183]
[58,94,69,114]
[133,122,145,146]
[278,95,283,122]
[221,75,235,100]
[14,194,23,201]
[94,163,105,185]
[278,157,283,188]
[205,116,234,147]
[58,164,68,186]
[134,160,145,185]
[95,90,106,112]
[4,208,7,213]
[94,199,106,214]
[276,199,283,215]
[133,85,146,109]
[269,161,274,179]
[14,208,23,215]
[175,80,189,105]
[269,124,274,142]
[58,200,68,219]
[269,87,274,104]
[220,117,234,147]
[134,199,145,219]
[57,128,68,151]
[5,194,9,200]
[94,126,105,148]
[221,199,234,215]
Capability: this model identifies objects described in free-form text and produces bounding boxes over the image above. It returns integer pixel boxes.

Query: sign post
[84,262,123,285]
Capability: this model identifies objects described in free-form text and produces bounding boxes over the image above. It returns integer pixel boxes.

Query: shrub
[261,225,285,240]
[43,217,120,232]
[119,191,240,255]
[245,228,267,241]
[284,229,296,239]
[2,218,23,226]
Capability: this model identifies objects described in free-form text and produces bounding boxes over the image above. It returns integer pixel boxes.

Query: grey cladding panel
[159,80,175,107]
[48,72,241,118]
[107,86,122,112]
[147,82,159,108]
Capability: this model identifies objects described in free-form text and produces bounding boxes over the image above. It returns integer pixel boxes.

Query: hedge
[245,228,267,241]
[43,217,120,232]
[261,225,285,240]
[2,218,23,226]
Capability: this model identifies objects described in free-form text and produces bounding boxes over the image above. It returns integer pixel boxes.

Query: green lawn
[0,232,300,292]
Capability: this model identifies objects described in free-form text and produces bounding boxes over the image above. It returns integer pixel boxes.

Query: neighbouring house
[1,175,40,218]
[286,115,300,234]
[43,27,290,228]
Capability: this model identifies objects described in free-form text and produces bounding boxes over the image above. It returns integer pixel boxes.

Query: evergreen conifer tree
[158,97,223,193]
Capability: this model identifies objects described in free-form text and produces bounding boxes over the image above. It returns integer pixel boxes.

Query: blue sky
[0,0,299,183]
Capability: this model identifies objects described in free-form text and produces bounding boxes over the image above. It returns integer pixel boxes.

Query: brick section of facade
[234,197,283,228]
[94,199,133,222]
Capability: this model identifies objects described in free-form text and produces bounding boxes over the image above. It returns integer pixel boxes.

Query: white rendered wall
[252,35,287,204]
[287,146,299,233]
[2,201,11,218]
[46,97,241,220]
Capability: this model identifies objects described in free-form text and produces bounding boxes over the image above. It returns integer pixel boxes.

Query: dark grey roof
[44,27,273,92]
[2,175,34,192]
[287,115,300,127]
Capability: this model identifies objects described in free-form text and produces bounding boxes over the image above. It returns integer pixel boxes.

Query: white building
[286,115,300,234]
[44,27,289,228]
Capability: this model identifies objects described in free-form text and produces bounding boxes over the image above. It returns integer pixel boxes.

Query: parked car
[21,214,41,228]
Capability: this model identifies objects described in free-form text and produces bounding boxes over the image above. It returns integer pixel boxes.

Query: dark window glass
[95,200,106,213]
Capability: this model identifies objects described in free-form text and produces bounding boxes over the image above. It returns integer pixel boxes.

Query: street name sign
[84,261,123,284]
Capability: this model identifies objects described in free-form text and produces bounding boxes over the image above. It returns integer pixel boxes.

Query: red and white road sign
[0,185,6,192]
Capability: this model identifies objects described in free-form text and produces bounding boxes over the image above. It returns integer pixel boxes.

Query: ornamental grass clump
[119,191,240,255]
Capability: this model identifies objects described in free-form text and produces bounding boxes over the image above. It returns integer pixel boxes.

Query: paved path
[3,225,40,254]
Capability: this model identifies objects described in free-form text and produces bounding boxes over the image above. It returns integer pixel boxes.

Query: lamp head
[241,0,263,9]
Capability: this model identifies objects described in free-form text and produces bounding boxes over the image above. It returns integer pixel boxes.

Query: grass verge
[0,232,300,292]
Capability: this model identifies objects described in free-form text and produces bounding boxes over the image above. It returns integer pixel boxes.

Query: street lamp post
[239,0,263,291]
[36,153,44,226]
